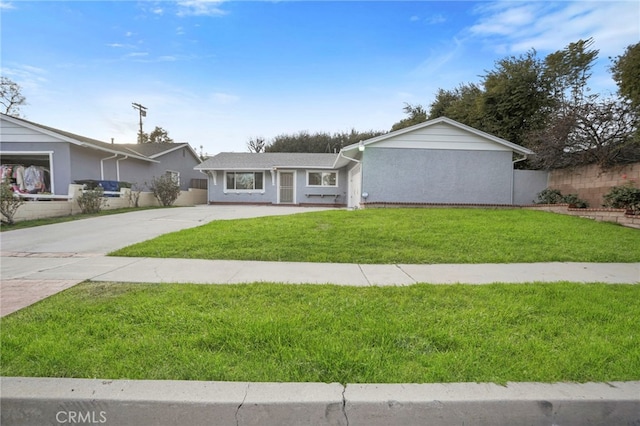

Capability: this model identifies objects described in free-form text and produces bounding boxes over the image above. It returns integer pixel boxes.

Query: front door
[278,171,295,204]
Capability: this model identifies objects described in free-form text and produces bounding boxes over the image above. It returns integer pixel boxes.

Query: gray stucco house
[196,117,543,208]
[0,113,204,194]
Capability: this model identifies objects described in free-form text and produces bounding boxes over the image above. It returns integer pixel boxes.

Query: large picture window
[307,171,337,187]
[226,172,264,191]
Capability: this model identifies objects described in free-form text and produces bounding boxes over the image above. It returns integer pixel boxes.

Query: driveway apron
[0,205,331,316]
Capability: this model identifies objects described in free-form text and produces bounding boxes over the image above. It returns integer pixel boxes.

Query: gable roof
[117,143,200,161]
[196,152,339,170]
[336,116,533,167]
[1,114,197,163]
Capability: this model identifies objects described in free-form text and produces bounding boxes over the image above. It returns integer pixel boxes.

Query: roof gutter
[335,150,361,168]
[100,154,119,180]
[116,156,129,181]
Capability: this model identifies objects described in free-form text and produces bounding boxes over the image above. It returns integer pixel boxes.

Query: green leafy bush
[0,181,25,224]
[536,188,563,204]
[77,186,106,214]
[536,188,588,207]
[603,182,640,213]
[150,175,181,207]
[560,193,589,208]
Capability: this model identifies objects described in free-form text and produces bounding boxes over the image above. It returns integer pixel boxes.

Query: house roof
[1,114,197,162]
[336,116,534,168]
[117,143,200,161]
[196,152,339,170]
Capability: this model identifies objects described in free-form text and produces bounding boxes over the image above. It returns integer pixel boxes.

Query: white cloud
[469,1,639,57]
[426,14,447,25]
[125,52,149,58]
[176,0,227,17]
[0,2,15,9]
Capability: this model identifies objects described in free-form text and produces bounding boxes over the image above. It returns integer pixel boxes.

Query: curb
[2,377,639,425]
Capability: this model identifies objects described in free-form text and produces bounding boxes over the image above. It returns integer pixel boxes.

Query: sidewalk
[1,252,638,316]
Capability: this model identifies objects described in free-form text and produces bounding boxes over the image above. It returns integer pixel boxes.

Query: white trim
[339,116,533,159]
[277,170,296,204]
[223,171,266,194]
[306,170,338,187]
[0,150,56,194]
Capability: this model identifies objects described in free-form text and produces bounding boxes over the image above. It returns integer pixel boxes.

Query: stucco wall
[206,169,347,205]
[513,170,549,205]
[361,148,514,204]
[547,162,640,207]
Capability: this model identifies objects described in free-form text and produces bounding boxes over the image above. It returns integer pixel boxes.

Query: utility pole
[131,102,147,143]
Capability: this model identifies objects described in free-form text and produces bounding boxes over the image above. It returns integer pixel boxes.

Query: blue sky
[1,1,638,155]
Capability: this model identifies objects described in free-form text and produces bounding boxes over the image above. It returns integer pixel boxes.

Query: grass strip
[1,281,638,384]
[110,208,640,263]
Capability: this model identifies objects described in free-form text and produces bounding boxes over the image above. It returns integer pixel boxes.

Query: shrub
[128,182,144,208]
[535,188,588,208]
[77,186,106,214]
[560,193,588,208]
[603,182,640,213]
[0,181,25,224]
[536,188,564,204]
[150,175,181,207]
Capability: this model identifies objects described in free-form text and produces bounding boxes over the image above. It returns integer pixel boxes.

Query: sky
[1,1,639,156]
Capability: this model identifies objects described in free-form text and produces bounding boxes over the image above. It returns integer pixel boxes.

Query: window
[226,172,264,191]
[166,170,180,186]
[307,171,337,187]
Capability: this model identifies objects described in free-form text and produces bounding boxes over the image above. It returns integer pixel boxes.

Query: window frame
[224,171,265,193]
[306,170,338,187]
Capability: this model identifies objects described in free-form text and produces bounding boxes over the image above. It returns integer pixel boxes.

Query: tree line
[392,39,640,169]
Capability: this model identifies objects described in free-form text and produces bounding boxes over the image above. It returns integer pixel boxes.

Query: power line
[132,102,147,143]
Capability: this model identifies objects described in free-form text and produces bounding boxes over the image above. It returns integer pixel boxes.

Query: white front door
[348,164,362,208]
[278,171,295,204]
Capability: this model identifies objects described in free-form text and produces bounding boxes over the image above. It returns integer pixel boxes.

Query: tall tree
[0,76,26,116]
[544,38,599,111]
[140,126,174,144]
[429,83,484,129]
[528,99,639,169]
[480,49,553,147]
[611,42,640,111]
[390,103,427,131]
[247,137,266,153]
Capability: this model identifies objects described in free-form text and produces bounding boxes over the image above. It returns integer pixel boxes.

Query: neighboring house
[196,117,545,208]
[0,113,204,194]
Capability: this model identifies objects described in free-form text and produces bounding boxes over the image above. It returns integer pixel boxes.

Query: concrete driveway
[0,205,331,255]
[0,205,332,316]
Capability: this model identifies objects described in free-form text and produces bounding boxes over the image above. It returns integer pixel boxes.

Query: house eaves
[1,114,158,163]
[196,152,339,171]
[339,116,534,160]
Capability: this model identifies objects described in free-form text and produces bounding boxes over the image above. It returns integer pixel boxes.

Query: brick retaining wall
[523,204,640,229]
[548,162,640,207]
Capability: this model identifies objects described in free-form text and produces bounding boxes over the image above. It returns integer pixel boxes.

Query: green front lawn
[111,208,640,263]
[1,282,638,384]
